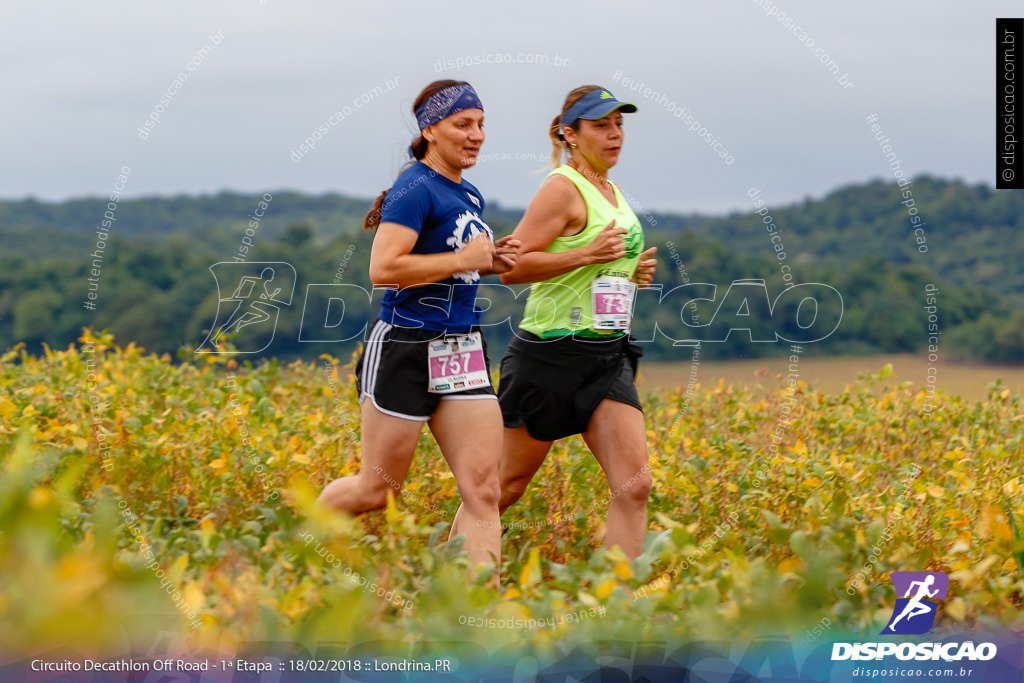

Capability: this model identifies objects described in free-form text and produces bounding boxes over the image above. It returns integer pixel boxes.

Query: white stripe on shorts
[361,319,391,399]
[361,393,431,422]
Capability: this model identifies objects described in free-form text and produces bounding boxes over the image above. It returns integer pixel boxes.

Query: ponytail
[362,190,389,231]
[547,114,567,170]
[546,85,602,170]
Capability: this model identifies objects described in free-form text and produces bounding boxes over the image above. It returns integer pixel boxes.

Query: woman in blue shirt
[318,80,517,571]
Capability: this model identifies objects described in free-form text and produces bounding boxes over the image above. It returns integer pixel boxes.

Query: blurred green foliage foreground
[0,332,1021,660]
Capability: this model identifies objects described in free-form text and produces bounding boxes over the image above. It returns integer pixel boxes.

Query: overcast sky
[1,1,1016,214]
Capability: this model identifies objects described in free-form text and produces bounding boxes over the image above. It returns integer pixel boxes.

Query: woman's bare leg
[429,398,503,567]
[497,426,553,514]
[581,399,651,558]
[317,399,423,514]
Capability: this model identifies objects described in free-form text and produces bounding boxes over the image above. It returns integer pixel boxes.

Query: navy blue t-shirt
[377,161,494,333]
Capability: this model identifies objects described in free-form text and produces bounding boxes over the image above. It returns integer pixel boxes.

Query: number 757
[438,352,471,375]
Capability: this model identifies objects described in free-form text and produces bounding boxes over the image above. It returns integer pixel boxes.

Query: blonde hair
[546,85,605,170]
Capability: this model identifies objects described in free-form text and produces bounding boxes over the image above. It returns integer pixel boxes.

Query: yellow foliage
[520,548,542,589]
[2,340,1022,652]
[595,580,618,600]
[977,505,1012,540]
[613,559,633,580]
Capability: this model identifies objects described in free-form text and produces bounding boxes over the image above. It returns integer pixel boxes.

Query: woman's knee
[501,470,527,489]
[460,471,500,510]
[498,477,528,510]
[361,474,398,511]
[615,460,653,505]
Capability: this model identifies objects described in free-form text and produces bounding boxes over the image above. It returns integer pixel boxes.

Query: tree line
[1,176,1020,363]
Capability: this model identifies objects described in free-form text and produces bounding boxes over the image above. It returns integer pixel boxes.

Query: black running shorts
[355,319,497,421]
[497,331,643,441]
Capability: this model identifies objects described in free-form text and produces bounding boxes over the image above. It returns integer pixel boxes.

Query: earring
[569,143,577,149]
[430,138,437,143]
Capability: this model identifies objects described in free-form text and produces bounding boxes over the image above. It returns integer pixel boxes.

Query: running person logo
[882,571,949,635]
[197,262,296,354]
[447,210,494,284]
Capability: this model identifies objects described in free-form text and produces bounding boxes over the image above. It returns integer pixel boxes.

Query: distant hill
[1,176,1020,363]
[651,176,1024,306]
[0,191,524,263]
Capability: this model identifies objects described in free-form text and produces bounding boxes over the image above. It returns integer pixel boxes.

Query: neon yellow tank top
[519,165,645,339]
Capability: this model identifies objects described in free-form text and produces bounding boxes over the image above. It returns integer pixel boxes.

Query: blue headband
[415,84,483,131]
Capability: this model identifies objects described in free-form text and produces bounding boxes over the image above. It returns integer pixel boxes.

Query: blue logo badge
[882,572,949,635]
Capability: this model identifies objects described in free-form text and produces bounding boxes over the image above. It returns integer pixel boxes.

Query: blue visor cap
[560,89,637,128]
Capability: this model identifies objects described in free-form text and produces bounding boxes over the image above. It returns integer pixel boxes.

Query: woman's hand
[632,246,657,288]
[585,221,628,264]
[457,232,496,272]
[485,236,521,275]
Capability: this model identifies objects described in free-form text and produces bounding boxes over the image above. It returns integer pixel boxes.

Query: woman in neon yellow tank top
[495,85,656,559]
